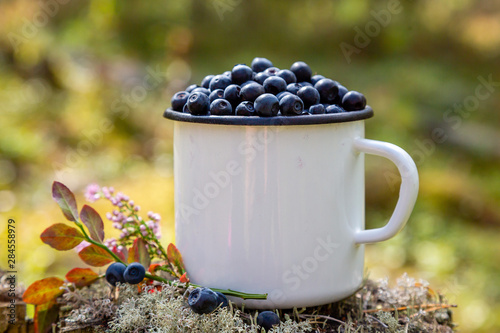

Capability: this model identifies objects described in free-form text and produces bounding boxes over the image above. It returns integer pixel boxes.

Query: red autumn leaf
[23,277,64,305]
[34,299,59,333]
[80,205,105,242]
[179,272,189,283]
[52,181,79,222]
[40,223,85,251]
[78,244,114,267]
[65,268,99,287]
[167,243,186,275]
[112,245,128,262]
[128,238,151,268]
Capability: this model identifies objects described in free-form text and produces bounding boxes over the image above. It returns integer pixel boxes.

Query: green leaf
[23,277,64,305]
[80,205,105,242]
[65,268,99,287]
[78,244,114,266]
[34,299,59,333]
[52,181,79,222]
[40,223,85,251]
[167,243,186,275]
[128,238,151,268]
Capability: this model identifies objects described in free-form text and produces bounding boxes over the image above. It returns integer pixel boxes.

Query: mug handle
[353,138,419,244]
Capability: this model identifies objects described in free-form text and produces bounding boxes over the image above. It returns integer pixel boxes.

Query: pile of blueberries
[170,57,367,117]
[105,262,146,286]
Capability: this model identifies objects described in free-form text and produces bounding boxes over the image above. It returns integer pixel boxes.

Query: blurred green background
[0,0,499,331]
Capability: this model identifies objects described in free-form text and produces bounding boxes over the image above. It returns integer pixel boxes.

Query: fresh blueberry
[241,80,254,88]
[326,104,345,113]
[333,84,348,104]
[188,287,219,314]
[251,57,273,73]
[210,98,233,115]
[235,101,256,116]
[263,76,287,95]
[277,69,297,84]
[209,89,225,103]
[254,72,271,85]
[123,262,146,284]
[286,83,302,95]
[215,292,229,308]
[191,87,210,96]
[209,75,232,92]
[299,81,313,87]
[105,262,126,287]
[297,86,320,108]
[290,61,312,82]
[254,93,279,117]
[279,94,304,116]
[187,92,210,115]
[276,91,293,101]
[240,82,265,102]
[342,91,366,111]
[171,91,189,111]
[186,84,199,93]
[224,84,242,108]
[223,70,232,78]
[182,103,189,113]
[257,311,280,332]
[201,75,215,89]
[314,79,339,104]
[231,64,253,85]
[311,74,325,85]
[264,67,280,76]
[309,104,325,114]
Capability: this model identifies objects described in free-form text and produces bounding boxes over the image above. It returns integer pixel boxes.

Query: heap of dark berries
[170,57,367,117]
[105,262,146,286]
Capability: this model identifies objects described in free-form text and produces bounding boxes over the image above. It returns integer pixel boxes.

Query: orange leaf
[128,238,151,268]
[149,263,161,274]
[167,243,186,275]
[179,272,189,283]
[65,268,99,287]
[52,181,79,222]
[23,277,64,305]
[40,223,85,251]
[78,244,114,266]
[34,299,59,333]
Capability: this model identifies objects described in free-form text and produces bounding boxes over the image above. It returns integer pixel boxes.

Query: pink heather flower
[140,225,146,232]
[146,221,155,229]
[84,184,101,202]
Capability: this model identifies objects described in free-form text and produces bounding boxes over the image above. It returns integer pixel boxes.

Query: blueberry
[182,103,189,113]
[186,84,199,93]
[263,76,287,95]
[326,104,345,113]
[342,91,366,111]
[302,110,310,115]
[231,64,253,85]
[201,75,215,89]
[223,70,232,78]
[309,104,325,114]
[171,91,189,111]
[257,311,280,332]
[314,79,339,104]
[215,292,229,308]
[279,94,304,116]
[209,89,225,103]
[241,80,254,88]
[251,57,273,73]
[297,86,320,108]
[254,93,279,117]
[240,82,265,102]
[276,91,293,101]
[290,61,312,82]
[333,84,348,104]
[235,101,256,116]
[254,72,271,85]
[123,262,146,284]
[299,81,313,87]
[286,83,303,95]
[191,87,210,96]
[187,92,210,115]
[105,262,126,287]
[223,84,242,108]
[209,75,232,91]
[210,98,233,115]
[264,67,280,76]
[188,287,219,314]
[277,69,297,84]
[311,74,325,85]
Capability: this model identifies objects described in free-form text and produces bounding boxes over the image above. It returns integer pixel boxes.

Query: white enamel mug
[164,107,418,309]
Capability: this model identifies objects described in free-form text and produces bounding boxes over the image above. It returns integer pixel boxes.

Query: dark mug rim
[163,106,373,126]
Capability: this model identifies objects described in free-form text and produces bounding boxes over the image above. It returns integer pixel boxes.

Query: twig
[298,314,346,326]
[365,314,388,329]
[363,303,457,313]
